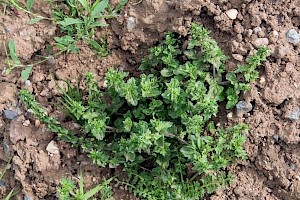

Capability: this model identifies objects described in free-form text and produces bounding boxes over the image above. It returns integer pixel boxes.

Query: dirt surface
[1,0,300,199]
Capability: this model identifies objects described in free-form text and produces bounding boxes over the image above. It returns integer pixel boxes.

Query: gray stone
[46,140,60,155]
[273,134,279,142]
[127,17,135,30]
[287,107,300,120]
[0,180,5,186]
[286,29,300,44]
[236,101,253,113]
[3,110,19,120]
[24,196,32,200]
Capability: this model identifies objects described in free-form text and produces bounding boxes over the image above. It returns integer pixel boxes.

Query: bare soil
[1,0,300,199]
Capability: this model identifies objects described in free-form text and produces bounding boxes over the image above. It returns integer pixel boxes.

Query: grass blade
[79,170,84,195]
[0,157,12,180]
[3,188,14,200]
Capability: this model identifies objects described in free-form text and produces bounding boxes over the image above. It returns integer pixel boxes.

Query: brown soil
[1,0,300,199]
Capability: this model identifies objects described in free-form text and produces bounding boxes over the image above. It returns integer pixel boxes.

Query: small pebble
[24,196,32,200]
[273,134,279,142]
[236,101,253,113]
[25,80,31,86]
[3,110,19,120]
[0,180,5,186]
[25,109,34,120]
[225,9,238,20]
[127,17,135,30]
[286,29,300,44]
[259,76,266,84]
[46,140,60,155]
[287,107,300,120]
[23,120,30,127]
[291,164,295,171]
[227,112,233,119]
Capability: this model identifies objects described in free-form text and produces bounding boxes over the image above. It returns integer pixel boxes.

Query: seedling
[53,0,128,55]
[57,171,113,200]
[3,39,67,80]
[20,23,269,199]
[8,0,52,23]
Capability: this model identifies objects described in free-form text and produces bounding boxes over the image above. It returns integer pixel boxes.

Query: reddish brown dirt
[1,0,300,199]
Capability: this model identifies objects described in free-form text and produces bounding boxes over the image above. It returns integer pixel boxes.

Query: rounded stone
[225,9,238,20]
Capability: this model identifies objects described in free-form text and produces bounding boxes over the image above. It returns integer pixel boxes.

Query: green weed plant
[57,171,113,200]
[20,23,269,199]
[3,0,127,79]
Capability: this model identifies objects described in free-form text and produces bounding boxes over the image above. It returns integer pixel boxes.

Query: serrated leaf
[8,39,21,65]
[21,65,33,80]
[29,17,41,24]
[26,0,34,11]
[91,0,108,17]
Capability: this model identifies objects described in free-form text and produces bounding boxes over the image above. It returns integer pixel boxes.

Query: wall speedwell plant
[20,23,269,199]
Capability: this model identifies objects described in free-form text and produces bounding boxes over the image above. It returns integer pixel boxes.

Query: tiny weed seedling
[3,39,66,80]
[57,171,113,200]
[3,0,127,78]
[8,0,52,23]
[20,23,269,199]
[53,0,128,55]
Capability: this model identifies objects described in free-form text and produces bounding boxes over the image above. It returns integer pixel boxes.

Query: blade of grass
[3,188,14,200]
[0,157,12,180]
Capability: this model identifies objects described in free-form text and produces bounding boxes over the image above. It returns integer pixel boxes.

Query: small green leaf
[29,17,41,24]
[57,18,83,26]
[87,39,103,51]
[8,39,21,65]
[21,65,33,80]
[91,0,108,17]
[113,0,128,13]
[5,68,12,74]
[78,0,89,11]
[26,0,35,11]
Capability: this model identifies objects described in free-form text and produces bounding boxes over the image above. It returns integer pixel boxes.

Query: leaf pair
[6,39,32,80]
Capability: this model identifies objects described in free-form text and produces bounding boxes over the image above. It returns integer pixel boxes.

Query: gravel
[287,107,300,120]
[286,29,300,44]
[3,110,19,120]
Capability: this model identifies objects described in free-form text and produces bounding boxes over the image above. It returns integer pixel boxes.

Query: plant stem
[163,132,188,145]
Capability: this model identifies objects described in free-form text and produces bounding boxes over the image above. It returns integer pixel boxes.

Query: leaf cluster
[20,23,268,199]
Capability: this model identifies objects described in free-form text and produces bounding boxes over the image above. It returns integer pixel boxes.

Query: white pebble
[225,9,238,20]
[127,17,135,30]
[22,120,30,127]
[46,140,60,155]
